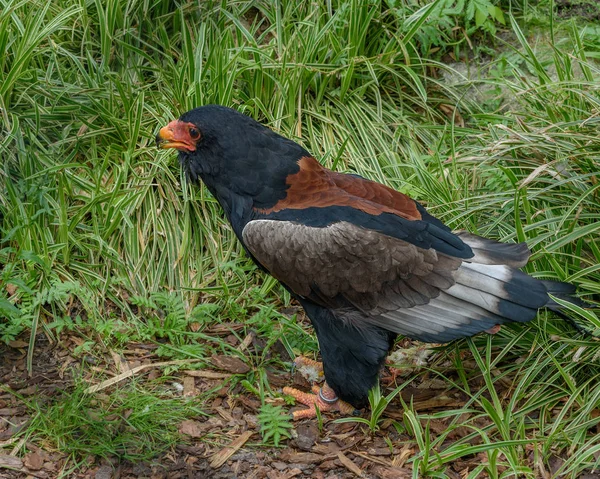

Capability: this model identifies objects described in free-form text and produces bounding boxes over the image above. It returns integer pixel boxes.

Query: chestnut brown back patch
[260,157,422,220]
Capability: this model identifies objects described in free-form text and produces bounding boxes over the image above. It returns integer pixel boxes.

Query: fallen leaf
[337,451,363,477]
[189,322,202,332]
[110,350,129,373]
[178,420,206,438]
[23,451,43,470]
[392,445,413,468]
[5,284,17,296]
[438,103,465,127]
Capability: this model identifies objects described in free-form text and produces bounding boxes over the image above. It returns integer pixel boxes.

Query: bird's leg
[283,382,356,420]
[285,357,356,420]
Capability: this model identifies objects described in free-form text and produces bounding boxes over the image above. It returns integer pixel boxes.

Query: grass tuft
[25,381,204,462]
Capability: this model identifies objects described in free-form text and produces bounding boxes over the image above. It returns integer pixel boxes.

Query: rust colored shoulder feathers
[260,157,422,221]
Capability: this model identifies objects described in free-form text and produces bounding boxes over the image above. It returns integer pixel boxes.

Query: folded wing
[243,158,574,343]
[242,216,567,343]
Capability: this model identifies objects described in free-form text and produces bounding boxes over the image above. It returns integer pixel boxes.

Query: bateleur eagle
[157,105,582,418]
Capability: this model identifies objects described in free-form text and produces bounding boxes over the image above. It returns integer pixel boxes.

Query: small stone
[294,422,319,451]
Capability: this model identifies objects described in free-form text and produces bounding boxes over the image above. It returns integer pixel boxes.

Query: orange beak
[156,120,198,152]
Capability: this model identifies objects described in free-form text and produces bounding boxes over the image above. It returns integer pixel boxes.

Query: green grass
[21,379,206,462]
[1,0,599,476]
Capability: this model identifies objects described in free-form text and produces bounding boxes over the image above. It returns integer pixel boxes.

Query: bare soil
[556,0,600,21]
[0,329,499,479]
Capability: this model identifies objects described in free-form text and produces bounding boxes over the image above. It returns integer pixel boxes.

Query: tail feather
[364,233,589,343]
[455,263,549,309]
[455,234,586,316]
[457,232,531,268]
[541,279,588,311]
[446,264,587,326]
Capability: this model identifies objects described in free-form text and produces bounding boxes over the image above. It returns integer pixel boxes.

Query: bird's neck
[189,135,310,232]
[198,156,301,228]
[196,178,254,240]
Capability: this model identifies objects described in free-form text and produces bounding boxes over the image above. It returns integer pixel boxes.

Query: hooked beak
[156,120,197,152]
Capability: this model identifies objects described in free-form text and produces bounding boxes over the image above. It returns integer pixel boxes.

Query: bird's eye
[189,127,200,140]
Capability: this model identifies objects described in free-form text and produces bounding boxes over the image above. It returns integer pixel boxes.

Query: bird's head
[156,105,252,179]
[157,105,310,217]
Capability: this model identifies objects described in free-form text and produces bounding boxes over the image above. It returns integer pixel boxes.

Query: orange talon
[284,382,357,420]
[294,356,323,370]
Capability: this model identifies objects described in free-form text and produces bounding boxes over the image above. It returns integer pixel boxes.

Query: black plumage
[157,105,583,409]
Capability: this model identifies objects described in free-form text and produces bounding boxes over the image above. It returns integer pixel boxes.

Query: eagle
[157,105,582,419]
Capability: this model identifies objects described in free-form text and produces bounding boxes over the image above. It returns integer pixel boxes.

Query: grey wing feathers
[365,292,508,342]
[369,262,550,342]
[242,219,458,308]
[244,219,565,344]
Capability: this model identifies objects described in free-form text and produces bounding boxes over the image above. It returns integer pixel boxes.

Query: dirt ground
[0,329,505,479]
[555,0,600,21]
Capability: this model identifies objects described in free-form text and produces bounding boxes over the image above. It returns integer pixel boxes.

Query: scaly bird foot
[283,383,357,420]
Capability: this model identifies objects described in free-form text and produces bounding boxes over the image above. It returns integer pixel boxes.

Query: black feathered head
[157,105,309,228]
[157,105,307,182]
